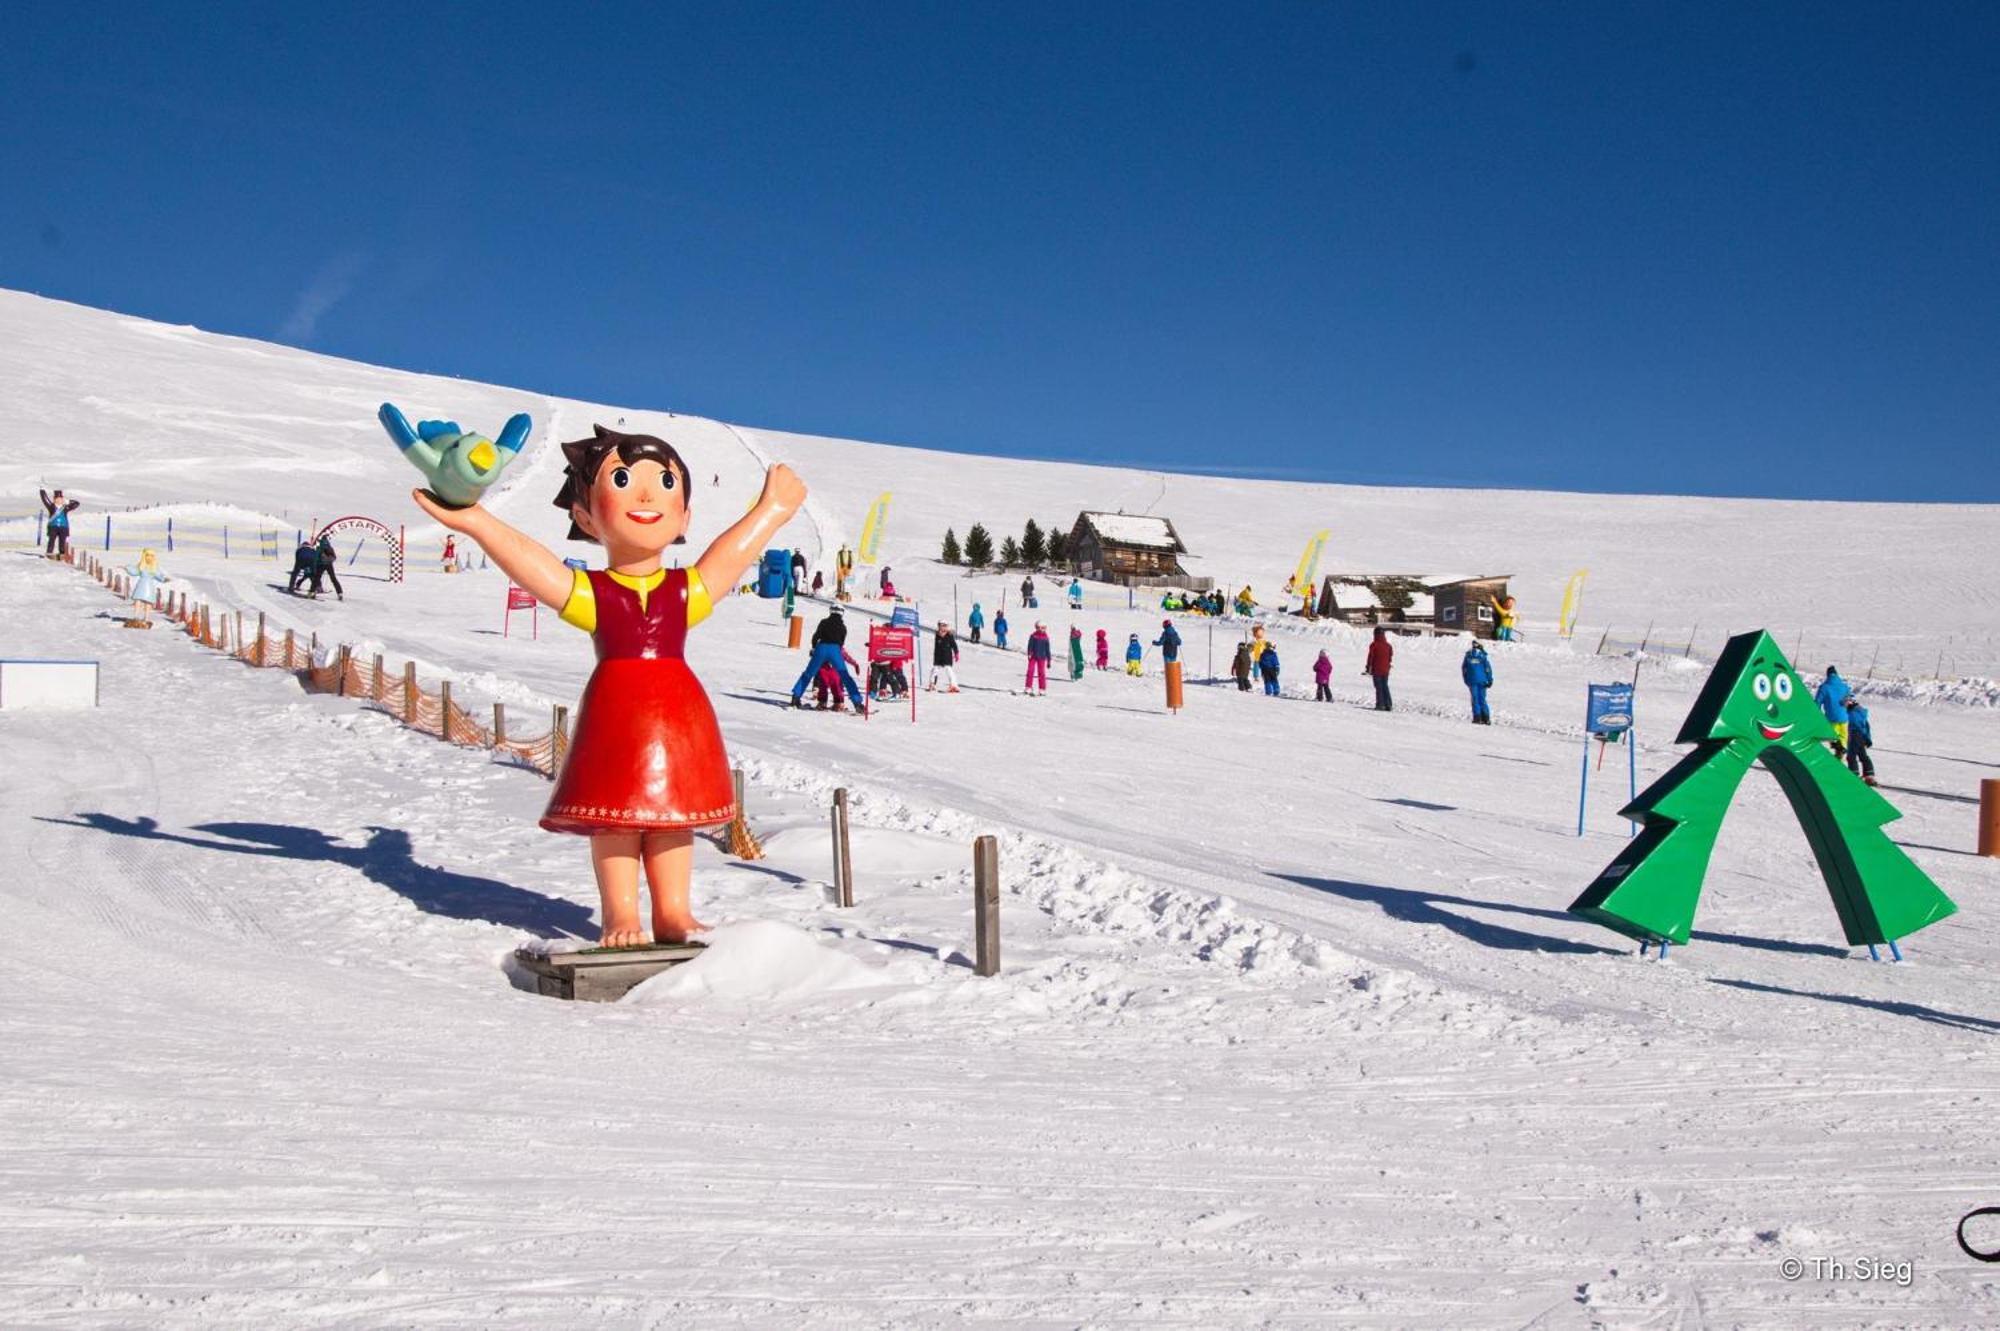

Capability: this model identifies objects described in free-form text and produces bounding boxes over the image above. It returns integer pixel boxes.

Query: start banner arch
[313,515,406,583]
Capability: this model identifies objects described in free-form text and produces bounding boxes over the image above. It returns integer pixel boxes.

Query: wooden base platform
[514,941,706,1002]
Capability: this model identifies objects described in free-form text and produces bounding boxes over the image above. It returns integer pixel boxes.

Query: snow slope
[5,289,2000,1328]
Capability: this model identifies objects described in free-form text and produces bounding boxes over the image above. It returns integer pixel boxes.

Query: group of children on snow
[785,594,1884,777]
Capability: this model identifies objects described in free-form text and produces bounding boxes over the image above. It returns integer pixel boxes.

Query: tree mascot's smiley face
[1715,655,1830,747]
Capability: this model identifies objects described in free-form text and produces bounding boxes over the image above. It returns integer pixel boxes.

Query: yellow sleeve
[686,567,713,629]
[558,568,596,633]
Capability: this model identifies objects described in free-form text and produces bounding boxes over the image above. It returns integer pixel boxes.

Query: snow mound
[624,920,898,1006]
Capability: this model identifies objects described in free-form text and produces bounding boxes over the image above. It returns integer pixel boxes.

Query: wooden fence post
[235,611,244,656]
[283,628,296,669]
[372,653,384,701]
[403,662,418,725]
[492,702,506,750]
[832,788,854,908]
[440,680,453,742]
[553,705,570,771]
[973,835,1000,977]
[308,631,318,666]
[335,645,351,697]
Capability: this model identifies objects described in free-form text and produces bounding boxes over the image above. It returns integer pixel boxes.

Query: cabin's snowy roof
[1324,578,1384,610]
[1404,593,1436,617]
[1423,573,1512,589]
[1077,512,1184,551]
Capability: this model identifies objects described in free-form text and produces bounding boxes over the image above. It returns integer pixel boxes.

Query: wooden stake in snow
[832,783,856,907]
[973,835,1000,977]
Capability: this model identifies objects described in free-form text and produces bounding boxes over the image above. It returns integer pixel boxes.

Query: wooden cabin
[1317,576,1386,625]
[1318,574,1434,628]
[1427,575,1513,639]
[1068,512,1201,587]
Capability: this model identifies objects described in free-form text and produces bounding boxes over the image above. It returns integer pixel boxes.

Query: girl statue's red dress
[540,565,736,834]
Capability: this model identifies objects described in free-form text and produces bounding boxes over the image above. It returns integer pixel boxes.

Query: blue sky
[4,2,1995,501]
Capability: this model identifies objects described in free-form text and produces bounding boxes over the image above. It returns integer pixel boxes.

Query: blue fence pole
[103,515,111,550]
[167,517,174,552]
[223,525,230,559]
[1577,735,1591,836]
[1626,730,1638,837]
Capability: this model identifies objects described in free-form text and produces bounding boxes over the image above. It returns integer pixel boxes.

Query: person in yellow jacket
[1490,594,1518,642]
[1235,584,1256,615]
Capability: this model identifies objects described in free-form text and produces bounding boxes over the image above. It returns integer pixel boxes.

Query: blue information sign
[1587,683,1634,736]
[890,605,920,629]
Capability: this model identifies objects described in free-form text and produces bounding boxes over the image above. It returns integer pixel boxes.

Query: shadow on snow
[42,813,596,939]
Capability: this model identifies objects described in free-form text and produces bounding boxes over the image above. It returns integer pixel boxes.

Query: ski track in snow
[4,291,2000,1327]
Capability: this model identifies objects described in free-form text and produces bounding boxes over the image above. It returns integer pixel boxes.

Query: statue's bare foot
[651,912,708,945]
[599,922,651,949]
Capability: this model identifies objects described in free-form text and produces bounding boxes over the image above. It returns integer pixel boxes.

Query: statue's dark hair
[552,425,692,544]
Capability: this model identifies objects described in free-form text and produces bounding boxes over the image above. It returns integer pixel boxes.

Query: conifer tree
[1021,519,1046,567]
[941,527,961,565]
[999,535,1021,568]
[1046,523,1069,568]
[964,523,994,569]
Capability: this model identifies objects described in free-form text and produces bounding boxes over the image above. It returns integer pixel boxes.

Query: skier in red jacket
[1364,627,1394,712]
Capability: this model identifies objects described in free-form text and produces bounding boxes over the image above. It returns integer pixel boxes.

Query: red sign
[504,585,539,639]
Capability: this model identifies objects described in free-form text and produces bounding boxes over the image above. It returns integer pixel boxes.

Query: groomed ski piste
[4,288,1999,1328]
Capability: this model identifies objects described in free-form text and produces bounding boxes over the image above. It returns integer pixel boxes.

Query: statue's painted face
[1717,648,1830,745]
[575,458,690,557]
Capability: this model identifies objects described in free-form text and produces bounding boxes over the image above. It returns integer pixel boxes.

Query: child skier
[815,647,860,710]
[1068,578,1083,610]
[1845,698,1877,785]
[1258,641,1281,696]
[930,622,961,692]
[968,602,985,644]
[1461,640,1494,724]
[1153,619,1182,665]
[1025,623,1052,695]
[1313,649,1333,701]
[1233,641,1254,691]
[1094,628,1110,670]
[1125,633,1144,676]
[994,609,1010,651]
[1068,625,1085,681]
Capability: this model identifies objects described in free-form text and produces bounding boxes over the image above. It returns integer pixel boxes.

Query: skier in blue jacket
[994,609,1010,651]
[1814,667,1853,754]
[967,603,985,644]
[1153,619,1182,664]
[1125,633,1144,676]
[1258,642,1281,696]
[1461,641,1494,724]
[1844,699,1877,785]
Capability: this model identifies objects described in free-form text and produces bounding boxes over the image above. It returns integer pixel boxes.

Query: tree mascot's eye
[1752,673,1772,701]
[1774,674,1794,702]
[610,467,632,489]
